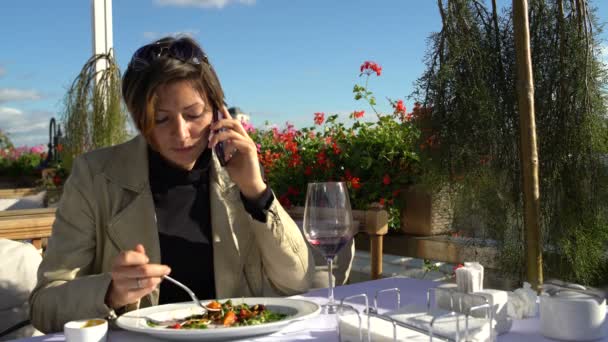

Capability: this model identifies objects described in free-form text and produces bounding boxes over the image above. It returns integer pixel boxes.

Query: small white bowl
[64,318,108,342]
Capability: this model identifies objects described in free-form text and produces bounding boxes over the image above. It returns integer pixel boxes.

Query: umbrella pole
[513,0,543,291]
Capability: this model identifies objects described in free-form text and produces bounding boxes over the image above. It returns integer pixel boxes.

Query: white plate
[116,297,321,341]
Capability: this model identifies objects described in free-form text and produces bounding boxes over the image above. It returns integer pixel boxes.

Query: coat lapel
[209,154,255,297]
[100,135,160,306]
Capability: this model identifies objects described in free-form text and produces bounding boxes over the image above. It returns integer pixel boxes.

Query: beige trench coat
[29,135,314,333]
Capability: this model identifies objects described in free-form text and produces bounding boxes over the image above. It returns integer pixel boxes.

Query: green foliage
[249,66,420,229]
[415,0,608,285]
[0,129,13,150]
[61,50,129,169]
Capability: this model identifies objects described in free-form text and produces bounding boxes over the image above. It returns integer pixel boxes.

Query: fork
[142,275,209,327]
[163,275,210,312]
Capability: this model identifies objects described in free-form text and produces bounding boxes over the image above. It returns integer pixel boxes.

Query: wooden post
[369,236,383,279]
[513,0,543,291]
[365,209,389,279]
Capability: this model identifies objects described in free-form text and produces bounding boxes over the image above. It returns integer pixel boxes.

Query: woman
[29,36,314,333]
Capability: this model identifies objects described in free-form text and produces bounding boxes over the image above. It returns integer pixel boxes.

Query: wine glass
[303,182,356,314]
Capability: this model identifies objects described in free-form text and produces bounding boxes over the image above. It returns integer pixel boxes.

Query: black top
[148,147,273,304]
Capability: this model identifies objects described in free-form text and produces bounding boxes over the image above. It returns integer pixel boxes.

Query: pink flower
[30,145,46,154]
[285,122,296,134]
[241,120,255,133]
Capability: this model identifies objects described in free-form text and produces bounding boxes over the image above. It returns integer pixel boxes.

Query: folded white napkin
[456,262,484,293]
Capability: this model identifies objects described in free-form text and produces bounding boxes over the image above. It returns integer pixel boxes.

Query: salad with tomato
[148,299,288,329]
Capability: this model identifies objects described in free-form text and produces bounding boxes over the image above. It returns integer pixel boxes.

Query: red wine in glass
[307,235,351,259]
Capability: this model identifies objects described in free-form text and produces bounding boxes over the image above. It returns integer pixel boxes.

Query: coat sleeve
[29,156,115,333]
[246,194,314,295]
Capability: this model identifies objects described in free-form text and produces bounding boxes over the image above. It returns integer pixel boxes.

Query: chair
[0,208,55,250]
[0,239,42,340]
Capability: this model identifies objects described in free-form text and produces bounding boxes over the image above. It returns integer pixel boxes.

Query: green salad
[147,299,288,329]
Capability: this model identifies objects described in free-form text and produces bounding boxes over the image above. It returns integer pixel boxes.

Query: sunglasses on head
[127,39,209,71]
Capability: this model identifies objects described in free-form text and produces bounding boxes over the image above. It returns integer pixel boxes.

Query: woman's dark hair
[122,36,225,140]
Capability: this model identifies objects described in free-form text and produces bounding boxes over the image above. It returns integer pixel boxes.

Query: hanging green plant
[61,50,129,169]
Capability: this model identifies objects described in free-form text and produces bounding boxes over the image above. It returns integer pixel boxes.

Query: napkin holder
[435,284,512,335]
[337,287,495,342]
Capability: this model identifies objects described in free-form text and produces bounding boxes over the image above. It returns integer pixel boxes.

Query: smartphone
[213,109,227,166]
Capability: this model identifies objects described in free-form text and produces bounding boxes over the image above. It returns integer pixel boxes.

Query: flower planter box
[400,185,455,236]
[0,176,39,189]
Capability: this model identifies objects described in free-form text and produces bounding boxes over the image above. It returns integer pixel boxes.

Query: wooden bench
[0,208,56,249]
[0,197,390,280]
[286,206,389,280]
[0,187,41,199]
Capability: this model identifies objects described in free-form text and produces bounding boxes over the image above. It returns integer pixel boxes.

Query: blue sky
[1,0,607,147]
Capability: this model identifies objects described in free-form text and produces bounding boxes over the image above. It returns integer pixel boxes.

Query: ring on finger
[136,277,143,289]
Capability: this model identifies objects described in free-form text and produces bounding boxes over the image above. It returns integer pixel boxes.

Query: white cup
[64,318,108,342]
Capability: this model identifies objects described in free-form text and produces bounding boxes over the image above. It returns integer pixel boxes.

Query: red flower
[279,194,292,209]
[316,150,327,165]
[287,186,300,196]
[314,112,325,125]
[392,189,401,197]
[288,153,301,168]
[378,198,385,206]
[304,166,313,176]
[360,61,382,76]
[350,177,361,189]
[332,142,341,155]
[383,174,391,185]
[393,99,406,115]
[353,110,365,119]
[53,175,62,186]
[453,263,464,274]
[285,140,298,154]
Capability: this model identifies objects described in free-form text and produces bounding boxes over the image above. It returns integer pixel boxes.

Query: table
[14,277,607,341]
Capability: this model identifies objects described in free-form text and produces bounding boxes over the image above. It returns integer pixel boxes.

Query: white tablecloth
[12,277,605,342]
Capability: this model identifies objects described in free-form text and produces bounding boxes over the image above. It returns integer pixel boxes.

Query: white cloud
[0,106,23,117]
[143,29,200,41]
[155,0,255,9]
[0,108,54,147]
[0,88,43,103]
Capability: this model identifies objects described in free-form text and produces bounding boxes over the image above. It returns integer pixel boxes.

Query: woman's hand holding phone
[209,107,267,200]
